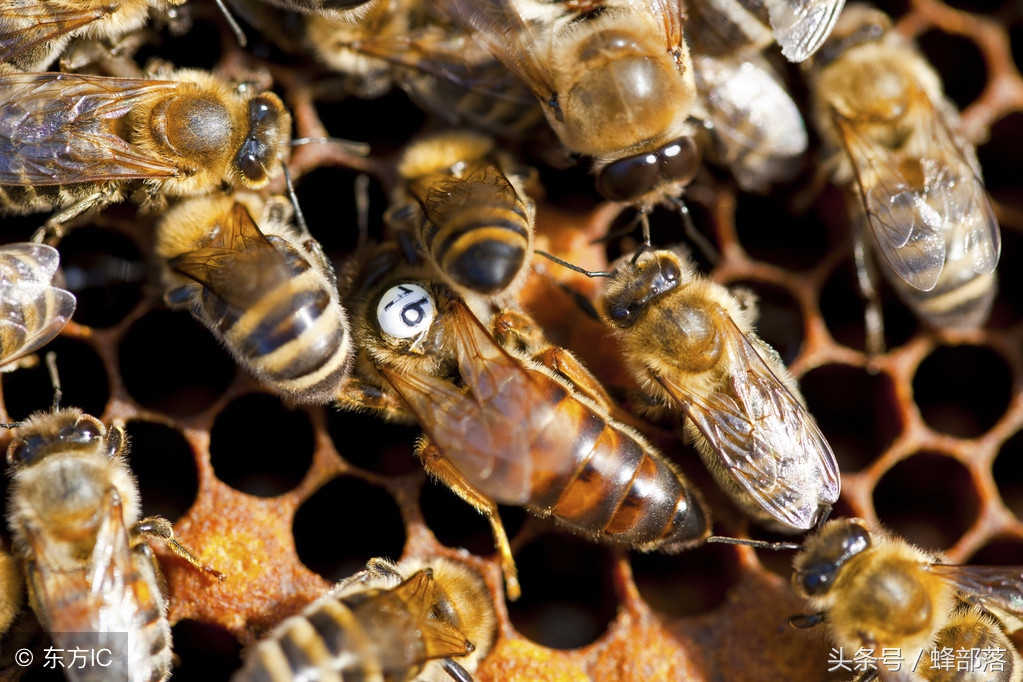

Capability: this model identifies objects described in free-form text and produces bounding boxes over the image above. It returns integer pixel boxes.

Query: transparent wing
[660,313,838,530]
[0,0,109,65]
[933,564,1023,633]
[168,202,292,309]
[0,72,180,185]
[762,0,845,61]
[0,243,75,368]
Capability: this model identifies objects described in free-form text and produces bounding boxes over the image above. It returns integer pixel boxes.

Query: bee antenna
[292,137,371,157]
[45,351,62,412]
[440,658,474,682]
[534,251,612,278]
[282,163,310,237]
[673,198,718,264]
[354,173,371,251]
[211,0,248,47]
[639,210,652,247]
[706,536,802,551]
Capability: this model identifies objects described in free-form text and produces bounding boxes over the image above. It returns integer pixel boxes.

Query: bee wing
[761,0,845,61]
[411,161,524,227]
[932,564,1023,633]
[0,72,181,185]
[427,0,558,106]
[0,0,109,65]
[168,202,292,309]
[837,91,998,292]
[660,316,838,530]
[0,243,76,368]
[647,0,687,56]
[380,299,543,505]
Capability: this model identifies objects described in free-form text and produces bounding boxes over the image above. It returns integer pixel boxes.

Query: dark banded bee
[6,407,221,682]
[387,130,535,301]
[156,194,352,405]
[0,242,76,370]
[232,557,496,682]
[338,245,710,598]
[0,67,290,240]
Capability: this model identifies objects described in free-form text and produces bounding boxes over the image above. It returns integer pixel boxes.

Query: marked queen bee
[0,242,76,370]
[805,5,1001,345]
[791,518,1023,681]
[156,193,353,405]
[0,66,290,239]
[337,244,710,598]
[5,406,222,682]
[232,557,496,682]
[599,247,838,532]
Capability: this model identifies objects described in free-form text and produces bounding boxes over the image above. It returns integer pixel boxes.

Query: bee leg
[133,516,226,583]
[335,376,414,421]
[852,210,886,358]
[32,188,117,245]
[416,440,521,601]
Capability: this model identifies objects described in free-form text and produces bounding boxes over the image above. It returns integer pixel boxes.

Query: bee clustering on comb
[0,0,1021,680]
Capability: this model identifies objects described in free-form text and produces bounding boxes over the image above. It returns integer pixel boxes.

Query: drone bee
[0,242,76,370]
[156,193,352,405]
[5,407,222,682]
[232,556,496,682]
[806,5,1000,344]
[387,129,536,301]
[338,245,710,598]
[792,518,1023,681]
[431,0,703,212]
[600,247,838,532]
[0,0,187,72]
[0,67,291,239]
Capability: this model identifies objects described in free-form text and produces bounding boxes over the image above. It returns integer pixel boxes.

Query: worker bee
[5,406,222,682]
[0,67,291,239]
[431,0,702,211]
[232,556,496,682]
[599,247,838,532]
[156,193,352,405]
[0,0,187,72]
[792,518,1023,680]
[806,5,1000,342]
[338,246,710,598]
[0,243,76,371]
[387,129,536,301]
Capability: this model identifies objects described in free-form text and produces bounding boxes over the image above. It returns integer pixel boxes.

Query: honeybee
[0,243,76,371]
[432,0,702,211]
[387,130,536,301]
[0,0,187,72]
[599,247,838,532]
[792,518,1023,681]
[232,556,496,682]
[5,407,222,682]
[156,193,352,405]
[338,245,710,598]
[806,5,1000,341]
[0,67,291,239]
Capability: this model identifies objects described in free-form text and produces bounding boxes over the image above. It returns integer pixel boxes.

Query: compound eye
[596,153,661,203]
[377,283,436,339]
[73,415,104,443]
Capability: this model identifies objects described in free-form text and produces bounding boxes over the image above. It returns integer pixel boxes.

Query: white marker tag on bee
[377,283,435,339]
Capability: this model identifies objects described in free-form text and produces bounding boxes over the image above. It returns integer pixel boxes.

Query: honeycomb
[0,0,1022,679]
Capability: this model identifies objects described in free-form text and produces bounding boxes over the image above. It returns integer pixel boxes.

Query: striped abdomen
[0,242,76,368]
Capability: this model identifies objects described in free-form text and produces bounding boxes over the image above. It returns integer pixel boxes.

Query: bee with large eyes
[156,193,352,405]
[232,556,496,682]
[792,518,1023,681]
[0,243,76,371]
[430,0,703,213]
[337,245,710,598]
[387,129,536,302]
[0,66,291,240]
[805,5,1000,347]
[0,0,187,72]
[599,247,838,532]
[5,407,223,682]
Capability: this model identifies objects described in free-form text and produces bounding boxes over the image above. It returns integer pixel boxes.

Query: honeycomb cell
[124,420,198,522]
[119,310,235,416]
[326,408,421,477]
[729,280,804,365]
[1,336,108,422]
[800,364,901,472]
[169,619,243,680]
[292,476,405,583]
[313,90,425,158]
[916,30,988,110]
[977,112,1023,206]
[988,228,1023,327]
[210,394,314,497]
[819,258,918,352]
[733,192,829,271]
[58,226,145,329]
[419,477,503,557]
[912,345,1012,438]
[293,165,385,255]
[993,430,1023,518]
[967,537,1023,564]
[507,534,617,650]
[630,541,741,617]
[873,452,980,551]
